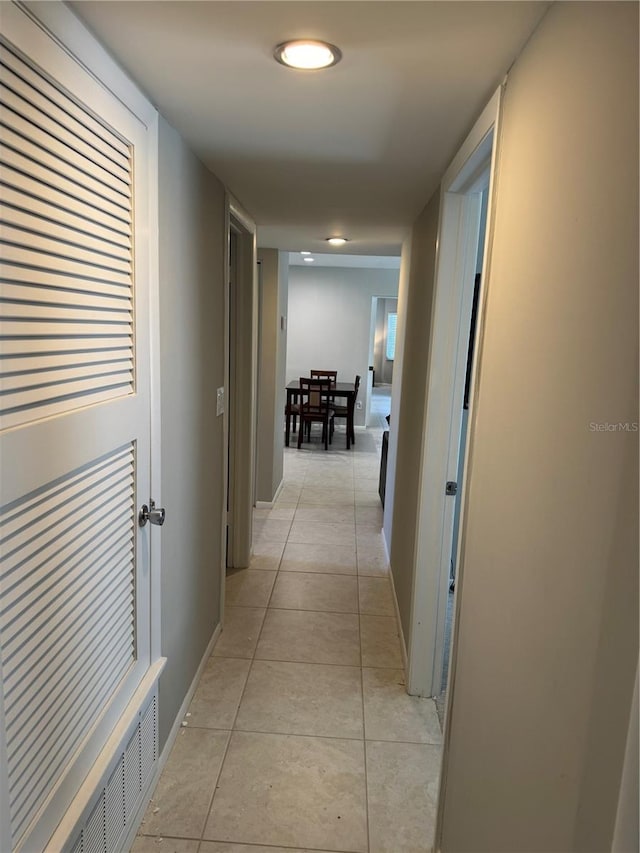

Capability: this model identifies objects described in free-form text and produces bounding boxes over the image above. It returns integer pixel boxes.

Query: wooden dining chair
[333,374,360,449]
[310,370,337,408]
[310,369,337,384]
[285,391,301,437]
[298,377,334,450]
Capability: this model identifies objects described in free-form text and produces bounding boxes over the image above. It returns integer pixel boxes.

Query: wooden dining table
[285,379,357,449]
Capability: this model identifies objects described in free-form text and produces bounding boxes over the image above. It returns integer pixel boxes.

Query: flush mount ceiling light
[274,40,342,70]
[303,257,315,262]
[300,251,311,255]
[326,236,348,246]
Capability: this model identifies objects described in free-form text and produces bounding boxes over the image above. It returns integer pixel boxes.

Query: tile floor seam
[200,726,368,744]
[198,625,260,840]
[274,569,360,580]
[200,541,278,844]
[137,831,201,841]
[202,838,363,853]
[242,656,368,669]
[356,573,371,853]
[261,605,362,616]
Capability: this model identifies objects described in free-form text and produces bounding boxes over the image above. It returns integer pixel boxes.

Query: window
[386,313,398,360]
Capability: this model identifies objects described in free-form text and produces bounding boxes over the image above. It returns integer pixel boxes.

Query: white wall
[287,265,399,427]
[439,3,639,849]
[256,249,288,503]
[382,239,412,558]
[385,193,441,642]
[157,117,226,748]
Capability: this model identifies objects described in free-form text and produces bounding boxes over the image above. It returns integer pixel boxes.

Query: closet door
[0,13,154,851]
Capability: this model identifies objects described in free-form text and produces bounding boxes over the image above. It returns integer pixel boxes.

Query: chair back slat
[310,369,337,387]
[299,376,331,414]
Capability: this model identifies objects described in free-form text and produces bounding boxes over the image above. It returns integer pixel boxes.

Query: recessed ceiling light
[326,237,348,246]
[303,257,315,262]
[300,251,311,255]
[274,40,342,70]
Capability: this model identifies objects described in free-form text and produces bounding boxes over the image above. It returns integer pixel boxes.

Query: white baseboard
[384,528,409,679]
[123,622,222,850]
[255,478,283,509]
[157,622,222,770]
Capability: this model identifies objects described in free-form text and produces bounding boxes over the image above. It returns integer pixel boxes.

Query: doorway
[366,296,397,427]
[406,88,501,710]
[223,199,258,593]
[435,189,489,724]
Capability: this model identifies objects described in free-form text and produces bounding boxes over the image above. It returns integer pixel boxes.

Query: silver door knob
[139,499,165,527]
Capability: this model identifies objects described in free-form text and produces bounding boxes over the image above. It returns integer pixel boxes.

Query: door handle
[139,499,165,527]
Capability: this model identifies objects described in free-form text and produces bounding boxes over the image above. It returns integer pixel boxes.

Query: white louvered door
[0,11,154,852]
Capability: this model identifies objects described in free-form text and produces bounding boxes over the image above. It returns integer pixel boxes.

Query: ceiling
[289,252,401,269]
[70,1,549,256]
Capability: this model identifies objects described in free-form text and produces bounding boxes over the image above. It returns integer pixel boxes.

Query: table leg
[285,392,291,447]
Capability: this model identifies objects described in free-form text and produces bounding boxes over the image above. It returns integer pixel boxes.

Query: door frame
[407,87,502,699]
[222,194,257,609]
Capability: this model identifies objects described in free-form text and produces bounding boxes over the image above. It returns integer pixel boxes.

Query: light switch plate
[216,387,225,416]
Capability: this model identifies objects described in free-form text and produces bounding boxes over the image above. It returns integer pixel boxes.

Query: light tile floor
[134,390,442,853]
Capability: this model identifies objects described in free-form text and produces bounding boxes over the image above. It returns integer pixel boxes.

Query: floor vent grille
[68,693,157,853]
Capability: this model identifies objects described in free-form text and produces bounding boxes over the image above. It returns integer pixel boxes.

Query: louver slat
[0,65,130,179]
[0,46,129,163]
[1,124,129,209]
[1,243,132,288]
[0,157,130,237]
[0,445,137,844]
[0,142,130,221]
[1,281,131,312]
[1,501,133,615]
[0,262,131,299]
[0,42,134,429]
[0,221,132,274]
[11,641,134,839]
[0,184,131,251]
[0,202,131,263]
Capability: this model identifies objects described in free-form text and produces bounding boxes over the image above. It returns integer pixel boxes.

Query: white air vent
[68,693,158,853]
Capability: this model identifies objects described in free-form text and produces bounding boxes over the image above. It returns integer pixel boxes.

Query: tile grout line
[184,720,443,748]
[198,477,297,844]
[356,462,372,853]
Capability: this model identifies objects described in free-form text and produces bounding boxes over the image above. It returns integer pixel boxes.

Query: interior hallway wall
[157,117,226,749]
[440,3,639,850]
[386,192,440,645]
[286,265,399,427]
[256,249,288,503]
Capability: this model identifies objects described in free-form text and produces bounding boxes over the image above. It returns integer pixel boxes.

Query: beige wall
[256,249,288,503]
[439,3,638,850]
[157,117,226,748]
[388,192,440,643]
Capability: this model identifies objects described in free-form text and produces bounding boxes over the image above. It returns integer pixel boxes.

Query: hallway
[133,411,442,853]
